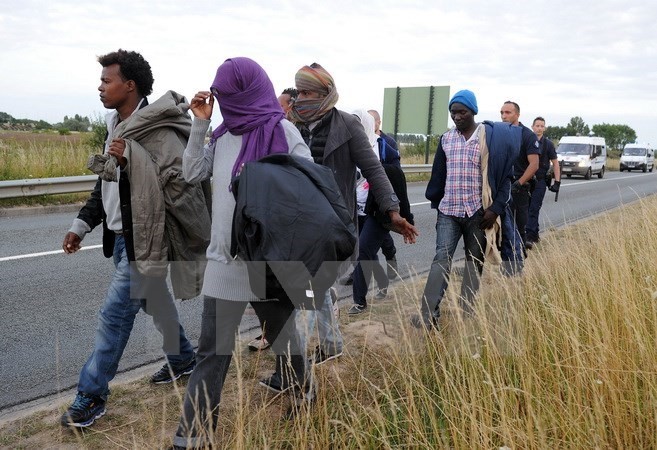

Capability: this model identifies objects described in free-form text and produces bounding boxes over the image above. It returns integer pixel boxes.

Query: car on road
[620,143,654,173]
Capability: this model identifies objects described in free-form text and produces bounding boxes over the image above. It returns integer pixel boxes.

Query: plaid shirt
[438,125,483,218]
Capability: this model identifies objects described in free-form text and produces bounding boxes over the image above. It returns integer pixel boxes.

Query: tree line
[394,116,637,157]
[0,111,99,134]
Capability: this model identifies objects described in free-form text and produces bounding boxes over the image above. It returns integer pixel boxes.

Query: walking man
[525,116,561,247]
[60,49,210,428]
[413,90,516,329]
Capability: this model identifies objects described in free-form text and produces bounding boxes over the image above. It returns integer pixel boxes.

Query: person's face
[369,112,381,132]
[278,93,293,113]
[296,89,322,100]
[98,64,133,110]
[449,103,474,132]
[500,103,519,124]
[532,120,546,138]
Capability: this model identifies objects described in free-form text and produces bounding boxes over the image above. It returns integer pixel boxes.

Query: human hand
[388,211,419,244]
[189,91,214,120]
[63,232,82,254]
[108,138,127,168]
[548,180,561,193]
[511,180,523,194]
[479,208,498,230]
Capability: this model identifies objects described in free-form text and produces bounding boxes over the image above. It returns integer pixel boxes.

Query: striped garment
[438,125,483,218]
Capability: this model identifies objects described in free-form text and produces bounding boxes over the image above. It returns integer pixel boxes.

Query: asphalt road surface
[1,170,655,414]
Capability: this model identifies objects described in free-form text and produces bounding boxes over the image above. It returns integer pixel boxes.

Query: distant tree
[58,114,91,132]
[0,112,14,122]
[545,125,567,141]
[564,116,590,136]
[35,120,52,130]
[591,123,637,154]
[85,114,107,151]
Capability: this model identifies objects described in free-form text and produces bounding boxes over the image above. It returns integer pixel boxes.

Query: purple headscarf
[209,57,288,177]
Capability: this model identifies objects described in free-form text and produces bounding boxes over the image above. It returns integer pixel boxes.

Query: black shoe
[374,287,388,300]
[286,374,317,419]
[308,345,343,365]
[151,358,196,384]
[386,257,398,280]
[525,240,535,250]
[259,372,298,394]
[60,392,106,428]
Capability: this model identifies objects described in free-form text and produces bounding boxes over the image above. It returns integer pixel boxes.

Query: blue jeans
[297,289,342,355]
[353,216,390,306]
[419,210,485,324]
[526,178,547,242]
[77,235,194,400]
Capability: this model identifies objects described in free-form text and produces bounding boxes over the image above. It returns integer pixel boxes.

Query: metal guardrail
[0,165,432,199]
[0,175,98,199]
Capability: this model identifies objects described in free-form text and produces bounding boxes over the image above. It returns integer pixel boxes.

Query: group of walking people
[58,48,559,449]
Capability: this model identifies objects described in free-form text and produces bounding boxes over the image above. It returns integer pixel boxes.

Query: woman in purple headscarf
[173,57,313,449]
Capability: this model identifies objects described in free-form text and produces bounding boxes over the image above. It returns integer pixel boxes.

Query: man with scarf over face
[172,57,314,449]
[287,63,418,366]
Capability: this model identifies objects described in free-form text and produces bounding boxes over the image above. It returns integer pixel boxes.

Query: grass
[1,194,656,449]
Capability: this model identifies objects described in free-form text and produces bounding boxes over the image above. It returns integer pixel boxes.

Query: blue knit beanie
[448,89,478,115]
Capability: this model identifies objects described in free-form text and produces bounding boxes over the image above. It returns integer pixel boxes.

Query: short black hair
[281,87,298,101]
[533,116,545,125]
[98,49,154,97]
[504,100,520,114]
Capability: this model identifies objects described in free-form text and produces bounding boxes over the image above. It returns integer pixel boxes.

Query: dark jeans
[526,178,547,242]
[353,216,390,306]
[500,203,524,276]
[419,210,486,324]
[175,296,305,447]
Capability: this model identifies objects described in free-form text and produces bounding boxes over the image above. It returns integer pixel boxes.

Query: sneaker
[330,287,340,321]
[259,372,298,394]
[525,240,535,250]
[386,257,398,280]
[60,392,106,428]
[309,345,343,365]
[151,358,196,384]
[374,287,388,300]
[348,304,367,315]
[248,335,271,351]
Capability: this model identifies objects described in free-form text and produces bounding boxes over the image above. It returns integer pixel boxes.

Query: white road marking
[0,245,102,262]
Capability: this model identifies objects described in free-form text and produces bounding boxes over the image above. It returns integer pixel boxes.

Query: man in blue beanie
[412,89,517,329]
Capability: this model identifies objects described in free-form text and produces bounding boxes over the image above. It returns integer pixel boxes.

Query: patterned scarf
[288,63,339,124]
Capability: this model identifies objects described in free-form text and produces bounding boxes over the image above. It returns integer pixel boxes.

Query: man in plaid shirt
[412,90,516,329]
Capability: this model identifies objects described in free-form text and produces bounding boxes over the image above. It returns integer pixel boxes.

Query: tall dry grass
[2,188,655,449]
[0,131,96,180]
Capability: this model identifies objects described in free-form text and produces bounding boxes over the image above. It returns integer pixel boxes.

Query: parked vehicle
[619,143,654,173]
[556,136,607,179]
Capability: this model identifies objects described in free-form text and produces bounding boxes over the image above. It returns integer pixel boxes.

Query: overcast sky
[1,0,656,144]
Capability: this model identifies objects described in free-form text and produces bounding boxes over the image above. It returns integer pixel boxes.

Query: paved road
[0,171,655,413]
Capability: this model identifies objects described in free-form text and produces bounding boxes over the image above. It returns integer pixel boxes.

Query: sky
[1,0,657,144]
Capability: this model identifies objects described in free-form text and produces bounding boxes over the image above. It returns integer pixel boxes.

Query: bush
[58,128,70,135]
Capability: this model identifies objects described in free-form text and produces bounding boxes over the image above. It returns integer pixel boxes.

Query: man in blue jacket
[412,90,516,329]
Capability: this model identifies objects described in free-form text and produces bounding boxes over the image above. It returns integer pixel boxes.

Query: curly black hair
[97,49,154,97]
[281,87,298,101]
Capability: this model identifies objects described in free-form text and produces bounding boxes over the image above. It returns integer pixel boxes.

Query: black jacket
[231,153,357,306]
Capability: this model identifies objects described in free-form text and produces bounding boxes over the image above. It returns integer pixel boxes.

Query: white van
[620,143,654,173]
[556,136,607,179]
